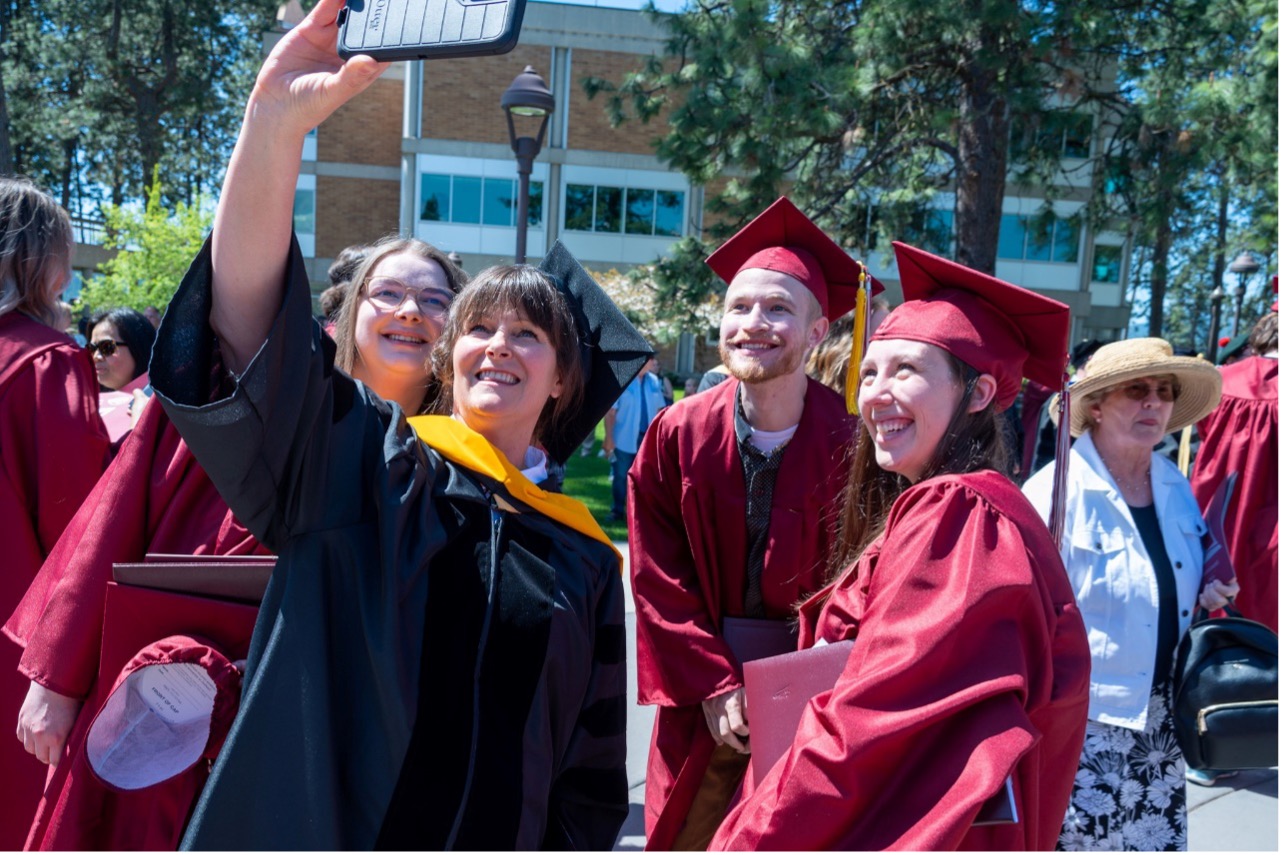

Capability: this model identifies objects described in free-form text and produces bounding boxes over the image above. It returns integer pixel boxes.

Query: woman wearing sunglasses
[86,308,155,392]
[1023,338,1236,851]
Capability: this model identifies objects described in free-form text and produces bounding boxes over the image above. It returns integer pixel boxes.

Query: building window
[565,183,685,236]
[997,214,1079,263]
[1092,244,1123,283]
[420,173,543,227]
[293,188,315,235]
[1010,112,1094,160]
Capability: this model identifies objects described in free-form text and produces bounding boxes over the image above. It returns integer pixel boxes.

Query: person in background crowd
[87,307,155,392]
[712,241,1091,851]
[631,198,865,850]
[143,305,162,328]
[319,242,371,334]
[604,354,668,521]
[146,2,639,845]
[868,293,891,331]
[696,362,731,393]
[683,377,699,397]
[0,175,110,849]
[1190,310,1277,635]
[805,310,854,393]
[1024,338,1235,850]
[6,234,465,850]
[654,357,675,406]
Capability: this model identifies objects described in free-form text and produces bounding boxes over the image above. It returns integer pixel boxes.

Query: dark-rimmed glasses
[1113,379,1181,402]
[365,277,452,318]
[86,339,128,358]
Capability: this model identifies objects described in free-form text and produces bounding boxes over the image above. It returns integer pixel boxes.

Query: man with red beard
[628,197,876,850]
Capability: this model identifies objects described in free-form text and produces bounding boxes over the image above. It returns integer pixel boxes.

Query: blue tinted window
[1053,220,1079,263]
[595,186,623,232]
[626,188,655,235]
[997,215,1025,259]
[482,178,515,226]
[565,184,594,231]
[655,190,684,236]
[1092,245,1122,282]
[420,174,450,221]
[452,176,482,224]
[528,181,543,227]
[292,189,315,234]
[1025,218,1053,262]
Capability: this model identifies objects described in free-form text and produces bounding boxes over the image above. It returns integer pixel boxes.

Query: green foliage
[80,172,212,313]
[0,0,279,210]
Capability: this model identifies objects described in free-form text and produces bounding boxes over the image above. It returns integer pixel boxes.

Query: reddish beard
[719,336,805,384]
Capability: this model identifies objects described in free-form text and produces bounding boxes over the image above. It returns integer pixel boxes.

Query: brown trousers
[670,743,750,851]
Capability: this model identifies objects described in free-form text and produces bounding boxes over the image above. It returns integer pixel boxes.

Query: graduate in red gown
[0,178,111,849]
[1190,309,1279,632]
[711,242,1092,851]
[630,198,870,850]
[3,400,267,850]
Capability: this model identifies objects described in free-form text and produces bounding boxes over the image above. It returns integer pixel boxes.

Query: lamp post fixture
[1228,251,1260,336]
[501,66,555,264]
[1206,287,1224,360]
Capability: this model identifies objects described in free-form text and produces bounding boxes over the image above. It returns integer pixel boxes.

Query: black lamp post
[1228,251,1260,336]
[1206,287,1224,359]
[501,66,555,264]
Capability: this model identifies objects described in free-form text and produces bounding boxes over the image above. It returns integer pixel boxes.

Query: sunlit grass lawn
[561,388,683,543]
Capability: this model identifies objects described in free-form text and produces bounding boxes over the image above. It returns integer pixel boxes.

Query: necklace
[1102,458,1151,494]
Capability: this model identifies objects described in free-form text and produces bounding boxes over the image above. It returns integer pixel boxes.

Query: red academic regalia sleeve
[711,481,1046,851]
[628,410,741,707]
[6,401,167,698]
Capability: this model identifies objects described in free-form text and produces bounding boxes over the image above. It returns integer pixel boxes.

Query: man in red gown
[1191,310,1278,631]
[0,310,110,848]
[628,198,871,850]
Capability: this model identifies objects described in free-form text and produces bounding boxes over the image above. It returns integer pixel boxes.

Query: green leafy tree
[80,172,211,313]
[0,0,277,210]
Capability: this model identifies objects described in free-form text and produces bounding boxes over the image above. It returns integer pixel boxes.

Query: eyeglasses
[86,339,128,358]
[1113,379,1181,402]
[365,277,452,317]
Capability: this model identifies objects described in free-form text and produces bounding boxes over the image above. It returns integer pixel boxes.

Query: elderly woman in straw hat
[1023,338,1238,851]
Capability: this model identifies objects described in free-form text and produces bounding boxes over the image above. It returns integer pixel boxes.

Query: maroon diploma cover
[744,640,1017,825]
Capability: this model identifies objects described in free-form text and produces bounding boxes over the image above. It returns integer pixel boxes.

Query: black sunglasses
[86,339,128,358]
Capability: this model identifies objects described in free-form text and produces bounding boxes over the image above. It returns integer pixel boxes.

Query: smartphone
[337,0,527,62]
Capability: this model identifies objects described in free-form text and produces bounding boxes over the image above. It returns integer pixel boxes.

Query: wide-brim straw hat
[1051,337,1222,437]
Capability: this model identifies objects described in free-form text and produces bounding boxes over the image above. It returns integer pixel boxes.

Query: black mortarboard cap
[539,240,654,464]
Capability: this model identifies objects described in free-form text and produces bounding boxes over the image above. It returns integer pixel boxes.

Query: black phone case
[337,0,526,62]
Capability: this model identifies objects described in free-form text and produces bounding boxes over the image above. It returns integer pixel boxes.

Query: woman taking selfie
[710,243,1092,851]
[0,177,110,847]
[1024,338,1232,850]
[7,235,464,850]
[148,0,650,847]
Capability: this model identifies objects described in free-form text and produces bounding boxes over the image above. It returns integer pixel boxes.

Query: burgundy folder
[113,555,276,604]
[744,640,1017,825]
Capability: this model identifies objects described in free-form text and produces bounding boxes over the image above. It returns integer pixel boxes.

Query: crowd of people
[0,0,1276,850]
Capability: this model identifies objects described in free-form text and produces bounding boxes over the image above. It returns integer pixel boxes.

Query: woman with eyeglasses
[0,176,110,848]
[1023,338,1237,851]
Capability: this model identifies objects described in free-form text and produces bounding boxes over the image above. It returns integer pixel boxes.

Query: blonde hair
[0,177,73,327]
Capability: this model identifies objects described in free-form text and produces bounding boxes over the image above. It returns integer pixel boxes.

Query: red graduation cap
[873,241,1070,412]
[705,197,883,321]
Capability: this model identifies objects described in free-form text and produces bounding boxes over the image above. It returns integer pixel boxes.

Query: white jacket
[1023,432,1205,730]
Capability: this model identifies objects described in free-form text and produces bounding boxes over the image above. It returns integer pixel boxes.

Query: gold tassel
[845,267,870,416]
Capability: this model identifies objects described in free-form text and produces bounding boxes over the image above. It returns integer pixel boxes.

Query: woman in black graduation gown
[148,1,650,848]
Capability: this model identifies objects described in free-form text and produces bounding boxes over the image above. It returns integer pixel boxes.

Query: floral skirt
[1058,679,1187,851]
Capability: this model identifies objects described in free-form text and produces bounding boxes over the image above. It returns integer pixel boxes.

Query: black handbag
[1171,603,1278,771]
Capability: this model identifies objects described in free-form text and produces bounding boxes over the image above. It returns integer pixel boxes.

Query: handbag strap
[1192,601,1243,625]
